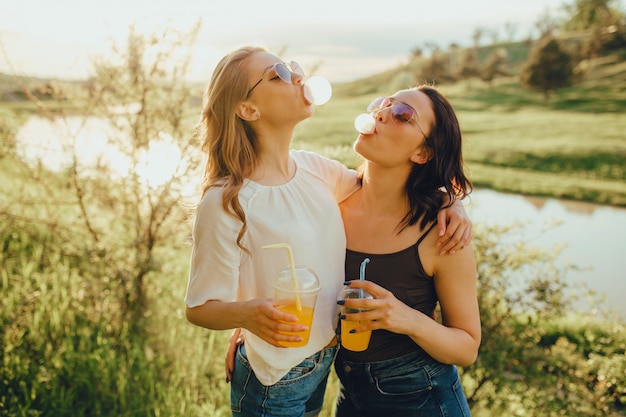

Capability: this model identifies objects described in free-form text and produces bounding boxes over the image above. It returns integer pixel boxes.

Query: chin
[353,139,368,157]
[295,110,314,124]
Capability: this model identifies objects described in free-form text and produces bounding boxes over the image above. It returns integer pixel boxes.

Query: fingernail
[343,281,352,286]
[339,314,346,320]
[337,300,345,305]
[226,377,230,383]
[349,329,356,334]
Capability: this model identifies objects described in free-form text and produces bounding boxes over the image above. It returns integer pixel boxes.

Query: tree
[84,24,204,325]
[0,22,209,414]
[472,27,485,49]
[535,7,560,39]
[585,17,626,56]
[487,28,500,45]
[416,50,456,84]
[519,37,578,104]
[410,47,424,59]
[561,0,623,31]
[561,0,626,56]
[448,43,460,74]
[504,21,519,42]
[455,48,481,81]
[481,48,509,85]
[5,23,203,328]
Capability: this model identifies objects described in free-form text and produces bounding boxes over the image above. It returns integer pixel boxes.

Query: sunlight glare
[135,132,182,188]
[15,116,198,195]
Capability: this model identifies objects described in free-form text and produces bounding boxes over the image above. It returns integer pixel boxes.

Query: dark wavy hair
[400,85,472,231]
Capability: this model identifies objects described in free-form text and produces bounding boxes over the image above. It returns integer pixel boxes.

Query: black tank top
[338,222,438,363]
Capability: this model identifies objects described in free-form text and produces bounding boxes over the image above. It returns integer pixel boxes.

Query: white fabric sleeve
[291,150,359,202]
[185,187,242,307]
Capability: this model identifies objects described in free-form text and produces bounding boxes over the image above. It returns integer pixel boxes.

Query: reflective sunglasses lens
[367,97,414,123]
[390,103,415,123]
[367,97,388,112]
[289,61,304,76]
[273,63,292,83]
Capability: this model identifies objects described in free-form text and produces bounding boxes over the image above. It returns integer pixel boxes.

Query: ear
[410,147,432,165]
[236,102,259,121]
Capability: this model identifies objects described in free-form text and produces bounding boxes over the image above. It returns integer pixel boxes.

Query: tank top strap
[416,221,438,246]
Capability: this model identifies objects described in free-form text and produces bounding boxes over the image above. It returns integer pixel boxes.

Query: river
[466,189,626,318]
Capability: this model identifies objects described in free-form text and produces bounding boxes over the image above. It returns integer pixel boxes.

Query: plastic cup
[272,265,320,348]
[340,287,373,352]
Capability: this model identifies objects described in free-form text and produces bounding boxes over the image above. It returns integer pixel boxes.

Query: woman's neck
[250,127,295,185]
[358,165,410,216]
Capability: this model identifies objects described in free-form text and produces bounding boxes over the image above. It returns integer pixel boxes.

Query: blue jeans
[231,343,338,417]
[334,350,471,417]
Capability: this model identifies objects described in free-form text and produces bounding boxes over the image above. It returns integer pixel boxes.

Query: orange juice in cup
[272,265,320,347]
[340,287,373,352]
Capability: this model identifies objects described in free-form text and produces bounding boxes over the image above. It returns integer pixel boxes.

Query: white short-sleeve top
[185,149,359,385]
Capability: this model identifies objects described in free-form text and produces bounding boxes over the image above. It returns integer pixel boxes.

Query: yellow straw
[263,243,302,312]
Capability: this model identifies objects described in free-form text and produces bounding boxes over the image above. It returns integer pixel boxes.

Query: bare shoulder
[419,221,476,275]
[417,223,442,276]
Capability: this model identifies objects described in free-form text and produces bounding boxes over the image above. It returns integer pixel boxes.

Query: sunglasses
[246,61,304,97]
[367,97,427,136]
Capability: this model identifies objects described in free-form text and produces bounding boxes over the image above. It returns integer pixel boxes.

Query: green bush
[463,223,626,416]
[2,212,625,416]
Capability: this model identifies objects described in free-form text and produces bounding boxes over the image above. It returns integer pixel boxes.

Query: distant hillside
[2,33,624,109]
[0,72,56,91]
[0,72,62,103]
[332,41,528,96]
[333,33,626,98]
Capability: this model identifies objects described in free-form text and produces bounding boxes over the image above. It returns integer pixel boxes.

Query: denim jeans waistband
[337,348,446,378]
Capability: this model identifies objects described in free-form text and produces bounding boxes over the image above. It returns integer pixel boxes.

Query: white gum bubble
[304,76,332,105]
[354,113,376,134]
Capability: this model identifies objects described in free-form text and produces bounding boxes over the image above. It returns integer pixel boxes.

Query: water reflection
[466,189,626,318]
[15,115,195,190]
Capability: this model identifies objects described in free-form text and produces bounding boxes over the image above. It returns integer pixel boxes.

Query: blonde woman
[185,47,472,417]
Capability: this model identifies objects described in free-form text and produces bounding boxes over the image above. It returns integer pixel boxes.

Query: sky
[1,0,568,84]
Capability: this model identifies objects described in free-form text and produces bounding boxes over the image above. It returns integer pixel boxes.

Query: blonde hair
[194,46,266,251]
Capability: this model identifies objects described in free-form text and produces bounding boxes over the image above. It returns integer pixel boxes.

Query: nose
[291,71,304,85]
[373,108,389,123]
